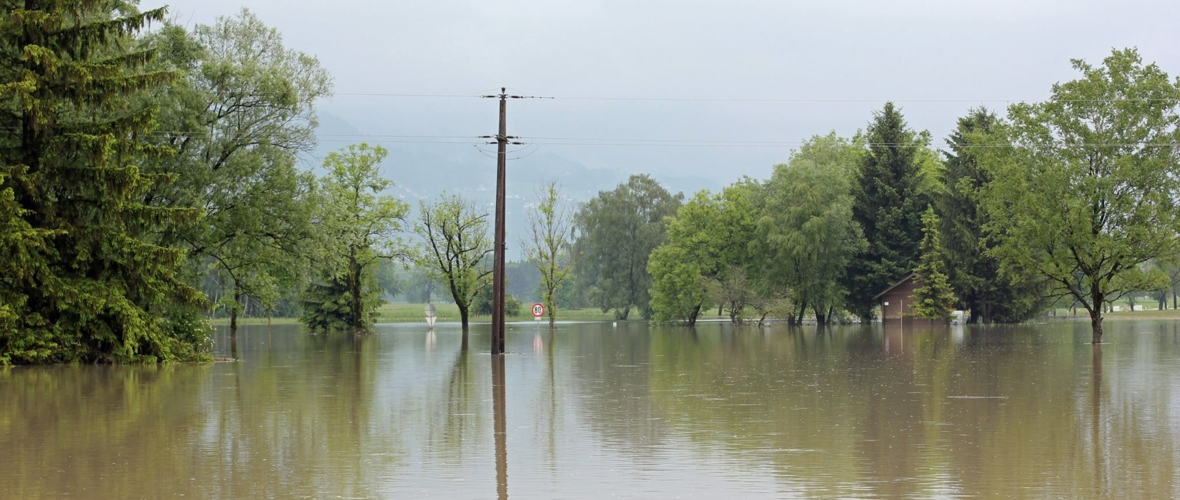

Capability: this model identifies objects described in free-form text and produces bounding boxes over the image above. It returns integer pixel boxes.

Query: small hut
[874,272,921,321]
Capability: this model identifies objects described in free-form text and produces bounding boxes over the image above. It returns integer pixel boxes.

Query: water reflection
[2,321,1180,498]
[493,354,508,500]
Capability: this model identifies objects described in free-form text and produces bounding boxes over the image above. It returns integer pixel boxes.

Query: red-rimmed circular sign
[532,303,545,318]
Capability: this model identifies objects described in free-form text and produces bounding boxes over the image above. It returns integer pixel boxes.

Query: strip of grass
[374,302,621,323]
[209,303,643,326]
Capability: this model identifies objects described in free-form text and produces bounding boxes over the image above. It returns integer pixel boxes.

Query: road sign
[425,303,437,328]
[532,302,545,320]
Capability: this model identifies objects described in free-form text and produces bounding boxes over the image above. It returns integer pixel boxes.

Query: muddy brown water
[3,320,1179,498]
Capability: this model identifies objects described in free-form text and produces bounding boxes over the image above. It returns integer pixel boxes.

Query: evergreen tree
[0,3,207,364]
[912,208,956,321]
[845,103,929,319]
[939,108,1044,323]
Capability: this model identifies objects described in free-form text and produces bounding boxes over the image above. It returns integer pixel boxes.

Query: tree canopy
[0,2,206,364]
[415,194,493,330]
[846,103,932,319]
[574,175,682,320]
[301,144,409,333]
[980,48,1180,342]
[759,133,866,324]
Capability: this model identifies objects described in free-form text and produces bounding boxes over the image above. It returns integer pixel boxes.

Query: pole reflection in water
[425,330,436,352]
[493,354,508,500]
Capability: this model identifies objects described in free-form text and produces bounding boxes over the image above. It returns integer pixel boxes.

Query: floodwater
[3,320,1180,498]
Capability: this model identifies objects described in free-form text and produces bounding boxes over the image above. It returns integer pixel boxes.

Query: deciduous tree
[524,181,573,327]
[981,48,1180,343]
[147,10,331,337]
[759,133,866,324]
[573,175,682,320]
[415,194,493,330]
[303,143,409,333]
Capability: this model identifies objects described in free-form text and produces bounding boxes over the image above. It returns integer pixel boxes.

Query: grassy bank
[207,302,739,326]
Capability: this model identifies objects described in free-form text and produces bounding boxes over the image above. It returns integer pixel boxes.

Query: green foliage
[845,103,935,319]
[473,287,522,317]
[302,143,409,333]
[649,181,761,325]
[525,180,574,326]
[648,244,708,325]
[758,133,866,323]
[939,108,1045,323]
[573,175,683,320]
[414,194,492,329]
[404,267,441,303]
[912,208,956,320]
[980,48,1180,342]
[0,3,209,364]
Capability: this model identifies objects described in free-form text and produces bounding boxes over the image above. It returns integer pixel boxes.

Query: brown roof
[872,272,919,300]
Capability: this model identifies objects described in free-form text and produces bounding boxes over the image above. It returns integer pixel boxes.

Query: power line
[329,92,1180,104]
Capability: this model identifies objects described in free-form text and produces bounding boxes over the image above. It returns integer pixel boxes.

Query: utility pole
[483,88,518,355]
[481,88,546,355]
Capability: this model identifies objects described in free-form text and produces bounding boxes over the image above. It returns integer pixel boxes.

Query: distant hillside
[309,112,722,259]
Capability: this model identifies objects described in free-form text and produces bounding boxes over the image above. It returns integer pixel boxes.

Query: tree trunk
[1090,311,1104,344]
[547,289,556,328]
[349,253,363,333]
[459,304,470,331]
[1090,285,1105,344]
[230,289,242,339]
[814,306,827,325]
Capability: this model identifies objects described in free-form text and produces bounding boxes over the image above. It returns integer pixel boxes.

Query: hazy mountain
[310,111,722,259]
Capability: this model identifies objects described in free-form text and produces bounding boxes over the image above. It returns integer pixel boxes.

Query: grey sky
[145,0,1180,185]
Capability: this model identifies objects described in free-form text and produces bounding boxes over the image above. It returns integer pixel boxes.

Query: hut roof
[872,272,919,300]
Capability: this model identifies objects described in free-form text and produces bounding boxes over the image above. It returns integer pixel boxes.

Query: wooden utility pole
[483,88,519,355]
[482,88,545,355]
[492,89,508,355]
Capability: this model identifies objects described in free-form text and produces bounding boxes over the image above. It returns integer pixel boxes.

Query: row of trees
[621,48,1180,343]
[0,4,537,364]
[1,0,1173,365]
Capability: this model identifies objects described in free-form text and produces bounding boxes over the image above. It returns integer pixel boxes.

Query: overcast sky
[144,0,1180,184]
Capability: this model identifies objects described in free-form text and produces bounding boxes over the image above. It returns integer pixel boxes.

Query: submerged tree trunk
[349,251,364,333]
[546,289,557,328]
[814,306,827,325]
[459,305,470,331]
[1090,285,1105,344]
[1090,312,1104,344]
[616,306,630,321]
[230,288,242,339]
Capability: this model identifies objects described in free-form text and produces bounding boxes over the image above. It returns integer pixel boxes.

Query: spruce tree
[845,103,928,319]
[939,108,1044,323]
[913,208,956,321]
[0,3,205,363]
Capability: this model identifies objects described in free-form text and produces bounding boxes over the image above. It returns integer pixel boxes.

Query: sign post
[531,302,545,323]
[425,303,437,329]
